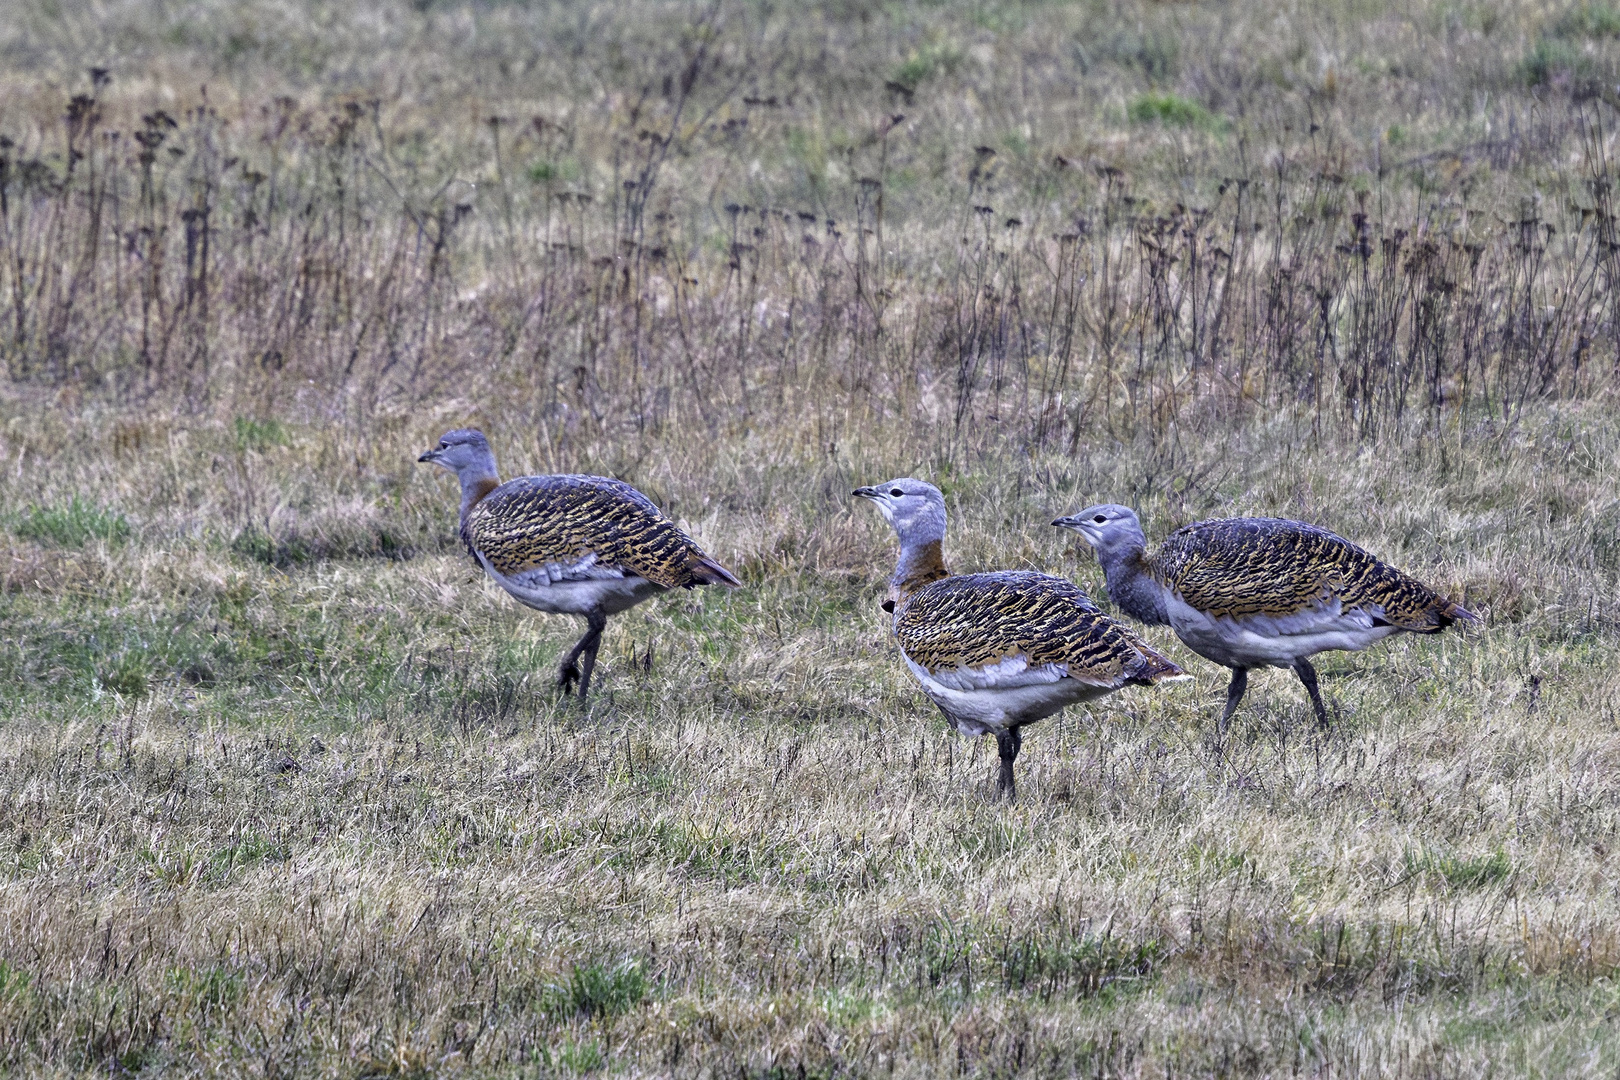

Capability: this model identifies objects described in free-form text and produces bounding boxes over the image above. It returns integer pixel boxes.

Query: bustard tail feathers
[1441,598,1479,625]
[1132,651,1189,685]
[686,555,743,588]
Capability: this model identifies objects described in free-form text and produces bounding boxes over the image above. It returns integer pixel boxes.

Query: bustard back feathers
[1152,517,1475,629]
[465,475,739,590]
[895,571,1184,689]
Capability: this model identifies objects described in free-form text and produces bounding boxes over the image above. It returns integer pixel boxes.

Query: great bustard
[1053,506,1476,731]
[419,429,741,701]
[855,480,1185,800]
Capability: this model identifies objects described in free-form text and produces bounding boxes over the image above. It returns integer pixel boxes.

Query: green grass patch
[1405,847,1513,890]
[1127,92,1220,130]
[994,931,1162,1000]
[9,496,131,548]
[0,603,298,705]
[533,1038,605,1073]
[96,650,153,698]
[819,988,879,1025]
[0,960,33,1008]
[231,526,319,569]
[621,818,777,883]
[1552,2,1620,37]
[208,834,291,883]
[1435,849,1513,890]
[229,523,417,569]
[540,960,649,1020]
[232,416,289,451]
[164,965,244,1011]
[890,41,964,91]
[1519,36,1597,87]
[527,158,580,185]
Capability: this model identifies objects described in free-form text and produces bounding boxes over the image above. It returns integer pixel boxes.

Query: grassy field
[5,0,1620,1075]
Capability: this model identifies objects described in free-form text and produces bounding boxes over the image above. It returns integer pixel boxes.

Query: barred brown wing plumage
[464,475,735,590]
[894,571,1183,688]
[1152,518,1462,630]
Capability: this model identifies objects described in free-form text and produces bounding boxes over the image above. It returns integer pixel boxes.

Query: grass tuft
[1127,91,1220,129]
[890,41,964,91]
[1519,36,1598,87]
[232,416,289,451]
[96,652,152,699]
[1405,848,1514,891]
[231,526,318,569]
[534,1038,606,1073]
[541,960,649,1020]
[1551,2,1620,37]
[164,965,244,1011]
[10,497,131,548]
[0,961,32,1007]
[1090,28,1180,80]
[230,524,416,568]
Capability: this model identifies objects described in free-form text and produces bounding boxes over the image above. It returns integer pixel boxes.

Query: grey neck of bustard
[454,450,501,527]
[1092,524,1170,626]
[890,506,949,599]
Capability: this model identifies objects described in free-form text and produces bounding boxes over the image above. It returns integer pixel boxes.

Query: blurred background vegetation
[5,0,1620,454]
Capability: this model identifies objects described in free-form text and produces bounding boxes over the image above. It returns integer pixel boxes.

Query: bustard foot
[1291,658,1331,730]
[558,612,608,704]
[994,728,1022,802]
[996,762,1017,801]
[1211,666,1249,758]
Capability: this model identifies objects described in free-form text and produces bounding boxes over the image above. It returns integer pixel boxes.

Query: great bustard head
[852,479,947,546]
[417,427,498,480]
[1052,503,1147,558]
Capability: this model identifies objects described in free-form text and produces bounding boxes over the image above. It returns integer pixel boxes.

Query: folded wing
[894,571,1183,691]
[1154,517,1469,632]
[466,475,739,590]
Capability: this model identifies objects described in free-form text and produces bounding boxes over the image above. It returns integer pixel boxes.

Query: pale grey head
[1053,502,1167,626]
[853,478,947,547]
[418,428,499,482]
[1052,503,1147,557]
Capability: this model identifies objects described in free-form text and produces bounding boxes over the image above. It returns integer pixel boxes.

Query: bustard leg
[1291,657,1330,729]
[994,727,1022,801]
[557,611,608,698]
[1219,667,1249,735]
[575,612,610,703]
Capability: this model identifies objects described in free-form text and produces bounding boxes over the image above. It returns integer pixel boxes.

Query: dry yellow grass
[3,401,1620,1076]
[4,0,1620,1075]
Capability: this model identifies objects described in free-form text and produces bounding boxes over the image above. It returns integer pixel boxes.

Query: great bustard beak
[417,448,443,464]
[1051,514,1101,544]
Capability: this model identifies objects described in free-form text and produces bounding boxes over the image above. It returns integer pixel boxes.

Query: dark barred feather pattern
[1152,517,1472,629]
[894,571,1184,687]
[464,475,736,589]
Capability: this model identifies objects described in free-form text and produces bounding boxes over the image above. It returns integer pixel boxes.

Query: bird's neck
[890,538,949,608]
[1097,544,1170,625]
[457,472,500,532]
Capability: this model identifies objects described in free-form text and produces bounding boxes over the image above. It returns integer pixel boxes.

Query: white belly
[1165,594,1401,669]
[485,564,666,615]
[905,659,1115,736]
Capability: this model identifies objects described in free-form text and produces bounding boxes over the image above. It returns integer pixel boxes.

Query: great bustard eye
[890,488,904,497]
[1093,514,1107,524]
